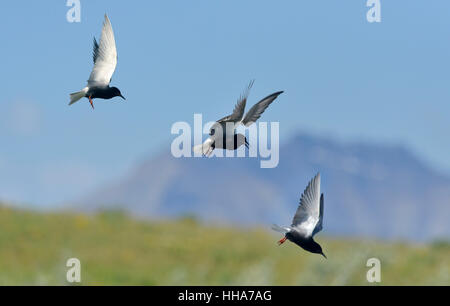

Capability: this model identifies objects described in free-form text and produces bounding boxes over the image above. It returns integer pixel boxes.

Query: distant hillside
[0,205,448,285]
[77,132,450,241]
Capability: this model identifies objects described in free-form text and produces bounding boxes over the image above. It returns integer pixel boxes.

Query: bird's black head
[209,123,223,137]
[110,87,126,100]
[310,240,327,259]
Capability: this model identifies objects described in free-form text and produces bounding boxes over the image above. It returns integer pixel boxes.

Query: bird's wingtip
[104,14,111,24]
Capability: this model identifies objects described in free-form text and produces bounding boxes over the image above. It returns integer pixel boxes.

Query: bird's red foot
[89,96,94,110]
[277,237,287,245]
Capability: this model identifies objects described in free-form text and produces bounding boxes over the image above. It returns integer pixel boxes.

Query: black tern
[272,173,327,258]
[69,15,125,110]
[193,81,283,156]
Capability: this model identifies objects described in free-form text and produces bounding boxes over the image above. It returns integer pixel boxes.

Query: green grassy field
[0,204,448,285]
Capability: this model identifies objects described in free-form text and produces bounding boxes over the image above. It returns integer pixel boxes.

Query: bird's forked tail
[192,138,214,156]
[69,87,89,105]
[271,224,290,234]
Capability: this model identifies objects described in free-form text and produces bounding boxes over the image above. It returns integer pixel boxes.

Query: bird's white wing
[291,173,321,237]
[241,91,283,127]
[88,15,117,87]
[217,80,254,124]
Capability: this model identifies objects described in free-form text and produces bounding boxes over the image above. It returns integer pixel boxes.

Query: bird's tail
[271,224,290,234]
[69,87,89,105]
[193,138,213,156]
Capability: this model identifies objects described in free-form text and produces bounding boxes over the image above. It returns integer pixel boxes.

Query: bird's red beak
[88,96,94,110]
[277,237,287,246]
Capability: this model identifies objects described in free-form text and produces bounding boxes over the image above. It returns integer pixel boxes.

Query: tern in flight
[272,173,327,258]
[193,81,283,156]
[69,14,125,109]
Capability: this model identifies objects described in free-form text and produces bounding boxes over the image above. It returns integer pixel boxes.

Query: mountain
[76,132,450,241]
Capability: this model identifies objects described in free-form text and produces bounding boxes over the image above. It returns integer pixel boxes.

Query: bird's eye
[210,129,215,136]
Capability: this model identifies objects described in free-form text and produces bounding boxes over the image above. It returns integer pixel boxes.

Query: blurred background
[0,0,448,285]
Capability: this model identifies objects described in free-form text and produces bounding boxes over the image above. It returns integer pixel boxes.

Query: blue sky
[1,1,450,206]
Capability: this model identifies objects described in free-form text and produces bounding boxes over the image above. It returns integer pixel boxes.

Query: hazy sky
[1,1,450,206]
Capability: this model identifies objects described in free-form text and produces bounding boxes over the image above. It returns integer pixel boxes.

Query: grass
[0,204,448,285]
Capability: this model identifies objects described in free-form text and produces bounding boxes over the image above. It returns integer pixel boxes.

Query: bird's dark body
[286,231,324,256]
[211,134,248,150]
[86,86,124,100]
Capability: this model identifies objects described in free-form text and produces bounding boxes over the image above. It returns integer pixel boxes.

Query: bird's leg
[277,237,287,245]
[89,96,94,110]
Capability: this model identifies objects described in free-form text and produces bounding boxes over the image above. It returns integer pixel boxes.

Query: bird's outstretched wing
[312,194,324,236]
[291,173,322,237]
[92,38,100,63]
[241,91,283,127]
[88,15,118,87]
[217,80,254,124]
